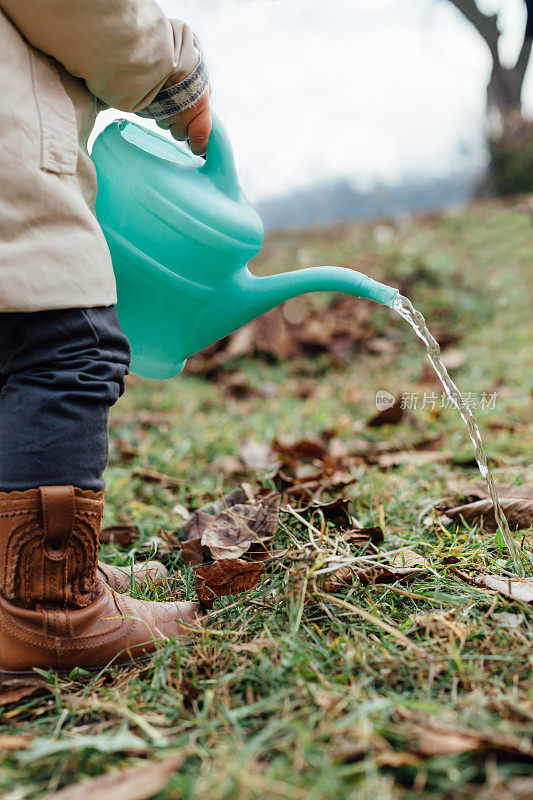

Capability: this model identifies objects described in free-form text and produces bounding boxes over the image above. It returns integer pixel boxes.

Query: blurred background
[94,0,533,229]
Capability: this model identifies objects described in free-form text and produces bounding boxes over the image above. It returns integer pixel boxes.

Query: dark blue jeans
[0,307,131,492]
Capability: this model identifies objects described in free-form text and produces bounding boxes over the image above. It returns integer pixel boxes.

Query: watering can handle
[200,112,240,199]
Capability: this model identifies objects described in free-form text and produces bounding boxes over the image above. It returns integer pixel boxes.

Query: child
[0,0,211,673]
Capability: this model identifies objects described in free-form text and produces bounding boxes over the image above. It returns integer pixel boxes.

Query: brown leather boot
[0,486,201,674]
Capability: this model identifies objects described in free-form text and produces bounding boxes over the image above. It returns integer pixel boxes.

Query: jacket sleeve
[1,0,208,116]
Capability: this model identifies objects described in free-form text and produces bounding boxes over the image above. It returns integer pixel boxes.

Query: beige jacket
[0,0,208,312]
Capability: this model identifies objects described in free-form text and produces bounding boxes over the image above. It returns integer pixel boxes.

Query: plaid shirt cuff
[137,50,209,121]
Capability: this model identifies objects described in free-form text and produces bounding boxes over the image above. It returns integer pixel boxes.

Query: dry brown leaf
[442,497,533,531]
[359,547,430,585]
[455,571,533,603]
[272,467,357,503]
[447,479,533,502]
[201,495,280,560]
[181,510,218,543]
[0,734,33,750]
[220,371,260,399]
[355,434,446,462]
[115,438,138,463]
[415,729,486,756]
[341,526,385,545]
[374,450,453,469]
[137,411,173,428]
[179,537,209,568]
[239,440,279,471]
[211,455,244,477]
[493,611,525,627]
[40,753,186,800]
[367,397,404,427]
[180,489,253,542]
[273,436,329,466]
[401,715,533,759]
[411,610,468,639]
[195,559,265,608]
[179,489,280,567]
[99,525,139,547]
[321,564,357,593]
[133,467,180,488]
[0,677,47,707]
[301,498,352,526]
[321,547,428,592]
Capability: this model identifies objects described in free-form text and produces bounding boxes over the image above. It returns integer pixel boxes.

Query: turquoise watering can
[92,115,398,379]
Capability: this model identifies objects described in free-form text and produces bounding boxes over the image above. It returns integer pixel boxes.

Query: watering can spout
[246,266,400,310]
[189,266,399,359]
[234,265,399,322]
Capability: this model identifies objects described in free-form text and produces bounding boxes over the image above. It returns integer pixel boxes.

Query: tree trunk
[447,0,531,126]
[447,0,533,195]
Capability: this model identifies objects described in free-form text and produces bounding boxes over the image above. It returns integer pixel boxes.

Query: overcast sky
[93,0,532,201]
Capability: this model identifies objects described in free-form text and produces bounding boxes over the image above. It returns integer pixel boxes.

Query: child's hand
[158,89,212,155]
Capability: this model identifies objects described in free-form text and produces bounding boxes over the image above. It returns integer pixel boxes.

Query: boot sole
[0,638,198,678]
[0,655,156,678]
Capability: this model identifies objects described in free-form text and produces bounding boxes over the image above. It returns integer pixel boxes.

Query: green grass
[1,199,532,799]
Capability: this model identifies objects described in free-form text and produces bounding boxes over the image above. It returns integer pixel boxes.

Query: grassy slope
[1,200,532,799]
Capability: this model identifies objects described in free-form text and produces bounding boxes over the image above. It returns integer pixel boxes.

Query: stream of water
[392,294,524,577]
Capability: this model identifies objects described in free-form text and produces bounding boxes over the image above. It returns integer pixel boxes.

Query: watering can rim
[93,117,265,250]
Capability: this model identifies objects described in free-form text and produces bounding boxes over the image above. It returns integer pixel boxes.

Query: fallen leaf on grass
[219,370,260,399]
[133,467,180,488]
[211,455,244,477]
[272,467,357,503]
[321,548,429,592]
[201,495,280,559]
[40,753,186,800]
[136,411,172,429]
[410,610,468,639]
[0,734,33,750]
[0,677,47,707]
[440,497,533,531]
[373,449,453,469]
[320,565,357,593]
[359,547,430,585]
[99,525,139,546]
[398,712,533,758]
[454,570,533,603]
[177,489,280,608]
[180,488,250,545]
[493,611,525,627]
[367,397,404,427]
[332,731,419,768]
[195,558,266,609]
[180,490,280,567]
[115,438,137,462]
[179,536,208,567]
[300,497,352,526]
[446,479,533,502]
[417,729,494,756]
[182,510,220,545]
[273,436,329,466]
[341,526,384,546]
[239,440,279,471]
